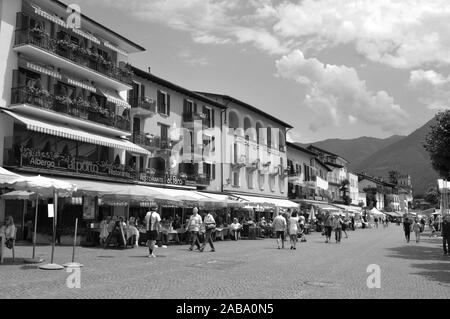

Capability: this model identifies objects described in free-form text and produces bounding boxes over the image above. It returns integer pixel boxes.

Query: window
[202,106,214,128]
[203,162,214,180]
[157,90,170,115]
[269,175,276,192]
[158,123,169,148]
[233,171,240,187]
[267,127,272,148]
[259,172,265,190]
[247,171,254,189]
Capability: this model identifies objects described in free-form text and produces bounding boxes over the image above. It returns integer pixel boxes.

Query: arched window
[228,111,241,135]
[256,122,263,145]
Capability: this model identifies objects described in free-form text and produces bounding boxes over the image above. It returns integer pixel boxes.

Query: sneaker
[148,253,156,258]
[293,247,296,250]
[211,249,215,252]
[199,247,204,252]
[189,247,193,251]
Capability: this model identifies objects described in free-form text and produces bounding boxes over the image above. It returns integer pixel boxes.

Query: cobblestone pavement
[0,225,449,299]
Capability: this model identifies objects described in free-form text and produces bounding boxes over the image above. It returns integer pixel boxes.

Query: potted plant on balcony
[74,96,90,119]
[55,95,72,113]
[30,22,49,40]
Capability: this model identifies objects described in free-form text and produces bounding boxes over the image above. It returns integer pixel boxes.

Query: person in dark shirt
[442,216,450,255]
[403,217,412,243]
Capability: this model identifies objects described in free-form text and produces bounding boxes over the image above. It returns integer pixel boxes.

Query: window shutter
[194,103,197,114]
[211,108,215,128]
[157,90,162,113]
[167,94,171,115]
[140,84,145,99]
[183,99,187,114]
[212,164,216,180]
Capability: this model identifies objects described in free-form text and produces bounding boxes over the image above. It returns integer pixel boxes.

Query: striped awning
[26,62,62,80]
[72,28,101,45]
[98,88,131,108]
[66,78,96,92]
[32,4,66,27]
[104,41,128,56]
[2,110,150,155]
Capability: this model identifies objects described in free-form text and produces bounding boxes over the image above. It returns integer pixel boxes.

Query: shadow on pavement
[387,244,450,285]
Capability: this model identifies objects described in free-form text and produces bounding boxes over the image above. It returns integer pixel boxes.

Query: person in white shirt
[145,204,161,258]
[289,211,300,250]
[273,211,287,249]
[200,211,216,252]
[187,207,203,251]
[230,218,242,241]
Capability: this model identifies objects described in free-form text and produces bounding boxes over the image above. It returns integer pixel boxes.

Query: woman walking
[412,219,422,243]
[323,212,333,244]
[289,211,300,250]
[334,215,343,243]
[341,215,349,239]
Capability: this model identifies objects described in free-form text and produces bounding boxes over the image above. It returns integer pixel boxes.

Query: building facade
[347,172,359,206]
[0,0,152,238]
[358,174,385,211]
[286,142,331,202]
[129,67,226,193]
[308,145,349,203]
[197,93,292,200]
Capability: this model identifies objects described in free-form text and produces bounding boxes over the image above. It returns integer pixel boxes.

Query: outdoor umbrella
[4,175,77,270]
[0,190,44,264]
[309,206,316,222]
[0,167,21,185]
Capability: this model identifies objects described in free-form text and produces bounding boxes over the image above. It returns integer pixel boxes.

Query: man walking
[273,211,287,249]
[442,216,450,256]
[187,207,203,252]
[145,204,161,258]
[403,216,412,243]
[323,212,333,243]
[200,210,216,252]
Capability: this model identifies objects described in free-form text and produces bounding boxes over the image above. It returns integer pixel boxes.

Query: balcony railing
[14,28,133,85]
[11,87,130,131]
[132,132,172,150]
[129,97,156,113]
[182,112,206,123]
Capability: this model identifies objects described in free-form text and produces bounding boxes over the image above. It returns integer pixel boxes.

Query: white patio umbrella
[309,206,316,222]
[1,190,44,264]
[5,175,77,270]
[0,167,21,185]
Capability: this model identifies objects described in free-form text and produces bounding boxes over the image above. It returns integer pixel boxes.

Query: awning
[299,199,341,212]
[369,207,385,216]
[98,89,131,108]
[332,204,362,214]
[0,167,22,186]
[194,192,243,207]
[230,193,298,209]
[2,110,150,155]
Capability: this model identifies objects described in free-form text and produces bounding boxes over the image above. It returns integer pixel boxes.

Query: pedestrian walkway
[0,226,449,299]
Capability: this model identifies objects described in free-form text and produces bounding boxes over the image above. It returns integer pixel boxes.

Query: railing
[14,28,133,84]
[132,132,171,150]
[129,97,156,113]
[11,87,130,131]
[182,112,205,123]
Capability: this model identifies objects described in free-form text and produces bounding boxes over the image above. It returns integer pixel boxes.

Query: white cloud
[408,70,450,109]
[276,50,409,132]
[178,48,210,67]
[273,0,450,69]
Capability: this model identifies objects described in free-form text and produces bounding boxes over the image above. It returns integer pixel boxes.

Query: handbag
[206,223,216,230]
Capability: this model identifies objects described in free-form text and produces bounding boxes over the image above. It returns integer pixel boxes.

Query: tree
[340,179,352,205]
[424,110,450,180]
[424,187,440,207]
[388,170,400,185]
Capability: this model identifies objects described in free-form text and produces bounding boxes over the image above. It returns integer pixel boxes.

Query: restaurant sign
[139,172,186,186]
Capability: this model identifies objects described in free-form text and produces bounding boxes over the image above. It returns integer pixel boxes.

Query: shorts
[147,230,158,241]
[276,231,285,240]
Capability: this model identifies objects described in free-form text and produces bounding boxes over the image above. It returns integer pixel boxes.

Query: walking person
[420,218,426,233]
[442,216,450,256]
[144,204,161,258]
[351,216,355,231]
[403,216,412,243]
[273,211,287,249]
[334,215,343,243]
[342,215,349,239]
[412,219,422,243]
[323,212,333,243]
[374,217,379,229]
[200,211,216,252]
[187,207,203,252]
[288,211,300,250]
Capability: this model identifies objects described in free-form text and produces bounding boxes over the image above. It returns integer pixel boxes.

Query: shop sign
[139,172,186,186]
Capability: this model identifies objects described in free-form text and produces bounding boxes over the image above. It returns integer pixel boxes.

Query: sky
[66,0,450,143]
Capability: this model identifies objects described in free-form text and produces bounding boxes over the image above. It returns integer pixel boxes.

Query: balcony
[11,87,131,135]
[14,28,133,91]
[132,132,172,152]
[129,97,156,118]
[182,112,209,129]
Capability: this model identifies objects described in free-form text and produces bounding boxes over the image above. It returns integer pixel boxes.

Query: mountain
[355,117,439,196]
[299,135,405,171]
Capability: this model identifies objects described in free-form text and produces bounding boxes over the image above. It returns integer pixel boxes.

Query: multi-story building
[286,142,331,202]
[128,67,226,193]
[0,0,153,238]
[196,93,293,204]
[383,182,400,211]
[308,145,349,203]
[347,172,359,206]
[358,173,385,211]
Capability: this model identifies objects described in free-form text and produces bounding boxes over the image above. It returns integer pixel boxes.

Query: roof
[52,0,146,52]
[132,68,227,110]
[315,158,333,172]
[307,145,349,163]
[195,92,293,128]
[357,174,384,185]
[287,142,317,156]
[324,162,344,169]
